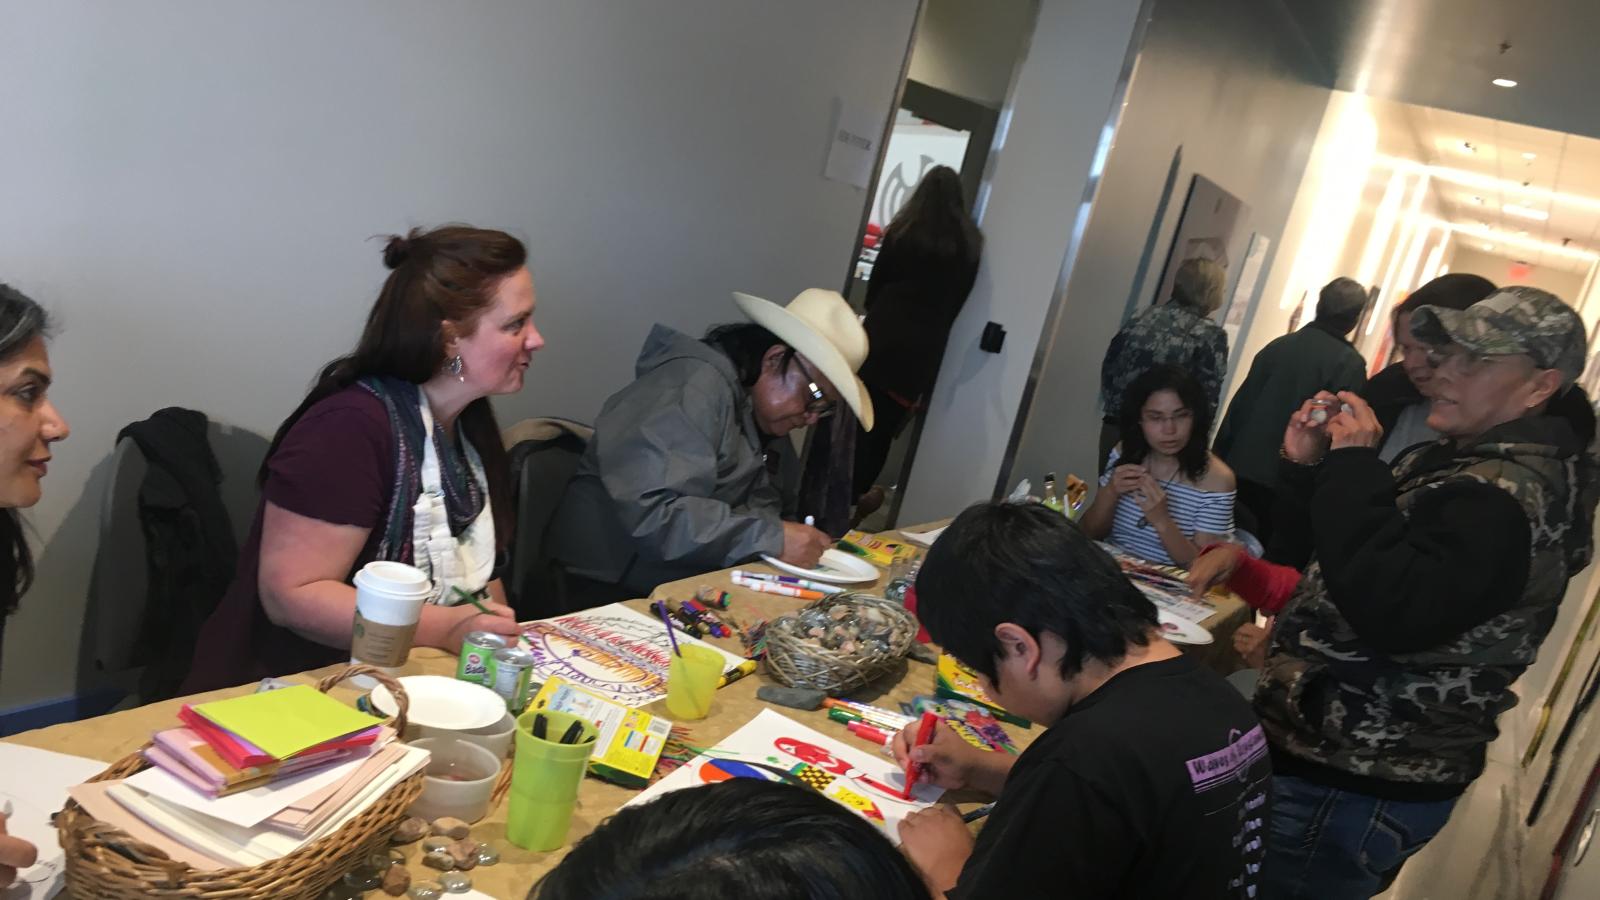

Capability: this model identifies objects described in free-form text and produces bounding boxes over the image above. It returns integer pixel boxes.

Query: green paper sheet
[193,685,383,760]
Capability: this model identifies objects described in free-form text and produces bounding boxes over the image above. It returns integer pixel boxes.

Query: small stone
[430,816,471,840]
[367,849,404,871]
[907,642,939,665]
[756,685,826,710]
[343,867,383,890]
[382,863,412,896]
[421,836,453,854]
[439,871,473,893]
[391,816,428,844]
[446,839,479,871]
[422,849,456,872]
[321,884,360,900]
[474,845,500,866]
[408,883,444,900]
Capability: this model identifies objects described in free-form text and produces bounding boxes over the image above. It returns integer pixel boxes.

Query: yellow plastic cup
[665,645,723,720]
[506,709,597,852]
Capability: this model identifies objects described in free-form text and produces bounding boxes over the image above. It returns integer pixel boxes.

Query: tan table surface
[2,522,1250,899]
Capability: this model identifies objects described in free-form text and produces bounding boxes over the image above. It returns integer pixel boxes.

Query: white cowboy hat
[732,288,875,431]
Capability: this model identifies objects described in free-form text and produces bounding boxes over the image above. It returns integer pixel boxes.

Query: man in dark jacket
[1213,277,1369,543]
[1259,286,1598,899]
[1360,273,1497,462]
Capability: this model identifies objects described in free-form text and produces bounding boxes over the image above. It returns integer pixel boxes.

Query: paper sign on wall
[824,100,882,189]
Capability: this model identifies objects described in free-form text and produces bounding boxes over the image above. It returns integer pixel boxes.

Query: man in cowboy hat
[552,289,874,605]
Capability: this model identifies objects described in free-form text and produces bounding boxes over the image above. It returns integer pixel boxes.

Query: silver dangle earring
[448,355,465,382]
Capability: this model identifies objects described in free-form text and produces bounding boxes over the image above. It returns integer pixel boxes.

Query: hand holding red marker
[901,711,940,799]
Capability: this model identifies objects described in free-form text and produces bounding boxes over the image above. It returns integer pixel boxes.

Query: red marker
[846,721,892,745]
[902,712,940,800]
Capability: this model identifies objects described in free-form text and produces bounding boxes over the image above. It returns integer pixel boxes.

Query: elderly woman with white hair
[1097,257,1229,472]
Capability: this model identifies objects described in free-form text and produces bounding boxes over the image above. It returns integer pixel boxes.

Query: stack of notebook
[69,684,430,870]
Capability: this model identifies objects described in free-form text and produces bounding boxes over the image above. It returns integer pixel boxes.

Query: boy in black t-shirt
[894,502,1270,899]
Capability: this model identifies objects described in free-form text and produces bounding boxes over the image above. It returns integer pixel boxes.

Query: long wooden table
[3,525,1250,898]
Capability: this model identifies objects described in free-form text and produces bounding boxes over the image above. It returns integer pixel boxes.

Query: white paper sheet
[0,744,115,900]
[104,746,430,868]
[125,742,380,828]
[625,709,940,843]
[898,525,946,547]
[823,100,882,189]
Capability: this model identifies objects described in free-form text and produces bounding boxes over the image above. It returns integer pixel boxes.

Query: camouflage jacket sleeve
[1308,447,1532,652]
[1196,328,1229,416]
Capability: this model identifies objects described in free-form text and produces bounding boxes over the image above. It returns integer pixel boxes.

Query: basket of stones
[763,592,920,694]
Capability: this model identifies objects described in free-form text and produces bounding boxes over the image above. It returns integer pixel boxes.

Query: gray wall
[0,0,919,708]
[896,0,1146,525]
[1004,0,1332,495]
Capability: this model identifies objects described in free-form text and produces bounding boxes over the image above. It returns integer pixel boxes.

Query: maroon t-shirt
[183,387,394,693]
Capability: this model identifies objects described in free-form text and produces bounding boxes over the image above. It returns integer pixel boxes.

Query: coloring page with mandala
[518,604,748,707]
[624,709,942,841]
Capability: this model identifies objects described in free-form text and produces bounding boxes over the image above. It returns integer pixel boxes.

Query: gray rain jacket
[552,326,789,593]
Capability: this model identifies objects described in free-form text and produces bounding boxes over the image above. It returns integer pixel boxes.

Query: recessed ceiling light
[1483,242,1497,251]
[1503,203,1550,221]
[1493,77,1519,88]
[1522,152,1538,160]
[1518,230,1529,236]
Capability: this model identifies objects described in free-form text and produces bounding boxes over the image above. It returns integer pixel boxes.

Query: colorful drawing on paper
[518,604,746,707]
[624,710,940,841]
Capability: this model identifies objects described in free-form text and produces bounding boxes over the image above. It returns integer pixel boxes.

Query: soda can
[456,632,508,687]
[491,647,535,714]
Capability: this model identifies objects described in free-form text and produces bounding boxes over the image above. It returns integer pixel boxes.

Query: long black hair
[261,225,526,549]
[0,284,51,619]
[1118,364,1213,481]
[882,165,982,269]
[703,323,786,387]
[528,779,931,900]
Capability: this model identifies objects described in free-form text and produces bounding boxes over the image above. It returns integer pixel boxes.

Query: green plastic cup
[665,644,723,720]
[506,709,598,851]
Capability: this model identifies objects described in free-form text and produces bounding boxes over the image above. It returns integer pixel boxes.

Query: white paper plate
[368,675,507,731]
[759,548,880,584]
[1156,609,1214,645]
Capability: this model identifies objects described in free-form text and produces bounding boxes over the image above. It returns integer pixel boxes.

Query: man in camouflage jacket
[1256,286,1598,899]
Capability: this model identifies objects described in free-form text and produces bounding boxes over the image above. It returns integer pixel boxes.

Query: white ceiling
[1370,98,1600,274]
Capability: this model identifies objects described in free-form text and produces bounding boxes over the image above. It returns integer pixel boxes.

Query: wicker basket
[764,592,919,694]
[56,665,423,900]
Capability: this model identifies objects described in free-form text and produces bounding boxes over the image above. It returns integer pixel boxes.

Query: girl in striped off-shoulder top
[1081,364,1235,567]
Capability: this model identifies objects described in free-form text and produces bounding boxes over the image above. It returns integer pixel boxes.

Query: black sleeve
[1265,457,1319,569]
[951,764,1134,899]
[864,237,902,311]
[1308,447,1532,653]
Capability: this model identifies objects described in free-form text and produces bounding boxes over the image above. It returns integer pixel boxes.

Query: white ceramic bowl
[369,675,507,731]
[407,737,502,824]
[416,711,516,758]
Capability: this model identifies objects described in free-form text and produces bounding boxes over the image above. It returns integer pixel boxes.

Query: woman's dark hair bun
[382,232,414,270]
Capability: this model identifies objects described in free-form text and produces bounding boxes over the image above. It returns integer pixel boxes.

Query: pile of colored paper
[69,685,430,869]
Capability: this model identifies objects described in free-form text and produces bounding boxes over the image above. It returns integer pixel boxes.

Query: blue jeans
[1262,774,1458,900]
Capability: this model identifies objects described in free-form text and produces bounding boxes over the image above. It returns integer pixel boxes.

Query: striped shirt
[1100,448,1236,566]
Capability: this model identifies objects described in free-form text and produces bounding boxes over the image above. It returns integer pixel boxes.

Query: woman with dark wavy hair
[1081,364,1235,566]
[0,283,69,889]
[185,225,543,691]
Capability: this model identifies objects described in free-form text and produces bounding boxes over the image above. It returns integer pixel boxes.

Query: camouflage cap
[1410,286,1588,386]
